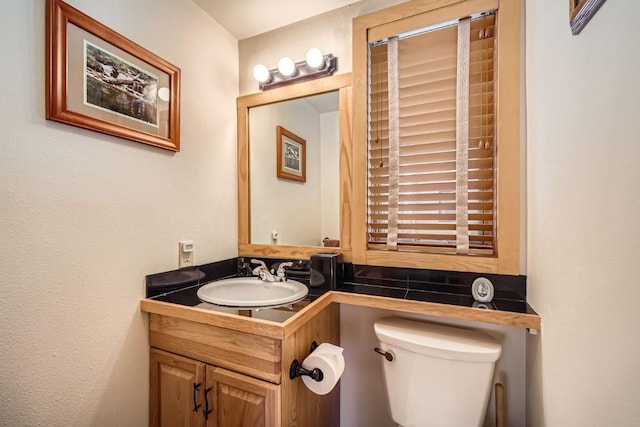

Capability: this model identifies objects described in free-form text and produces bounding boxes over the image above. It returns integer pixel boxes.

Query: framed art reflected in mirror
[277,126,306,182]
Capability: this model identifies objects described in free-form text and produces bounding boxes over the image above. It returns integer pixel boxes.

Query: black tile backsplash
[146,257,237,298]
[145,256,533,315]
[343,263,527,302]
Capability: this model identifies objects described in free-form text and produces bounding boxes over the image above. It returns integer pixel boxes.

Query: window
[368,13,496,255]
[353,0,521,274]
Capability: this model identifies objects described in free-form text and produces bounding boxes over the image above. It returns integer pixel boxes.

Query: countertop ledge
[140,290,541,337]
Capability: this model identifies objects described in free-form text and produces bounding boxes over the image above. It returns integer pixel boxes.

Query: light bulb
[278,57,297,77]
[157,87,170,102]
[252,64,271,83]
[305,48,324,69]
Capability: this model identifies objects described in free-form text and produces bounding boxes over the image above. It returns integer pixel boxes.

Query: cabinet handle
[192,382,202,413]
[203,387,212,420]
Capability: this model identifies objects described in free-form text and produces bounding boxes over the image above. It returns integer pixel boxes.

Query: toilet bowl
[374,317,502,427]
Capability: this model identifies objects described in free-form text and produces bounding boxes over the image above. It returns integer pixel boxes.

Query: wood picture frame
[570,0,606,35]
[276,126,306,182]
[46,0,181,151]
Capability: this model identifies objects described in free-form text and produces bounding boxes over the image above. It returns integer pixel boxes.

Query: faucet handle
[250,259,268,276]
[276,262,293,280]
[250,259,267,268]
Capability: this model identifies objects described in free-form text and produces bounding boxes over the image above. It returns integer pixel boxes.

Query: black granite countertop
[145,257,538,322]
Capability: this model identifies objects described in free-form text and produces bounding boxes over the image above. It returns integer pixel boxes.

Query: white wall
[320,111,340,241]
[526,0,640,425]
[0,0,238,425]
[250,99,322,246]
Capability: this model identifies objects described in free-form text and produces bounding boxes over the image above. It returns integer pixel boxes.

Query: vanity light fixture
[252,64,271,84]
[253,48,338,91]
[305,48,324,69]
[278,56,297,77]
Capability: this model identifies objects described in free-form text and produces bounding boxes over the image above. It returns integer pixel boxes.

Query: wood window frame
[352,0,521,274]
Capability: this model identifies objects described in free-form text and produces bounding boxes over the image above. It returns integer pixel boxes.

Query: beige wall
[0,0,238,424]
[526,0,640,425]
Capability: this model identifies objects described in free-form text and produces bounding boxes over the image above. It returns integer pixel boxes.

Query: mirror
[237,74,352,260]
[249,91,339,246]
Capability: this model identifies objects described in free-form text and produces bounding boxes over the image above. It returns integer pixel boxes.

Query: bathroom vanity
[143,291,340,427]
[141,257,540,427]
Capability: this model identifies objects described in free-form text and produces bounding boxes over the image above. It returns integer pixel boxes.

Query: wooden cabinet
[146,299,340,427]
[207,366,280,427]
[151,349,280,427]
[150,349,205,427]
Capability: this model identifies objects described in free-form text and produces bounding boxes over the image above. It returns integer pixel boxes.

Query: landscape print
[284,139,302,173]
[84,41,158,126]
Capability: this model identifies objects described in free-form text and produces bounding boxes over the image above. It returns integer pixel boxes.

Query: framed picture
[276,126,306,182]
[569,0,606,35]
[46,0,181,151]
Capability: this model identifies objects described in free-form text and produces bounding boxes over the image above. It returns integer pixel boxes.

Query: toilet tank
[374,317,502,427]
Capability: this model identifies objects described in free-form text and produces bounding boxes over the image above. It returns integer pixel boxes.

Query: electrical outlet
[179,240,194,268]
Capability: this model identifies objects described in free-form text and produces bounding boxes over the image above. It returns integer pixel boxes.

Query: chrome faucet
[250,259,277,281]
[250,259,292,282]
[276,262,293,281]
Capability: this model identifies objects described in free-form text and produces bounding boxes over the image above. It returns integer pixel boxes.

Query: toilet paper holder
[289,341,324,382]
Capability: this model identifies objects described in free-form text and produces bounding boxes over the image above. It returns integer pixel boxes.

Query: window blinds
[367,13,496,256]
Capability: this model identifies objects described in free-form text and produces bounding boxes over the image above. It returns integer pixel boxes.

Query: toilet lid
[374,317,502,362]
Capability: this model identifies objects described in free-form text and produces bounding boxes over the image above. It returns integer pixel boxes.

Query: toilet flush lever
[374,348,394,362]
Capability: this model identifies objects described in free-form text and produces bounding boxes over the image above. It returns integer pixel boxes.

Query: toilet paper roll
[301,343,345,395]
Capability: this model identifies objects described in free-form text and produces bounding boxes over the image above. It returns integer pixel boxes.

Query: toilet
[374,317,502,427]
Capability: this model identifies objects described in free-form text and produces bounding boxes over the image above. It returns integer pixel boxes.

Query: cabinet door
[206,366,280,427]
[150,349,206,427]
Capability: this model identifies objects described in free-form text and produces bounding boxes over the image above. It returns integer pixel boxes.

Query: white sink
[196,277,309,308]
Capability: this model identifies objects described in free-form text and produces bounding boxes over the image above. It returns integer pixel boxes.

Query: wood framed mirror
[237,73,352,261]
